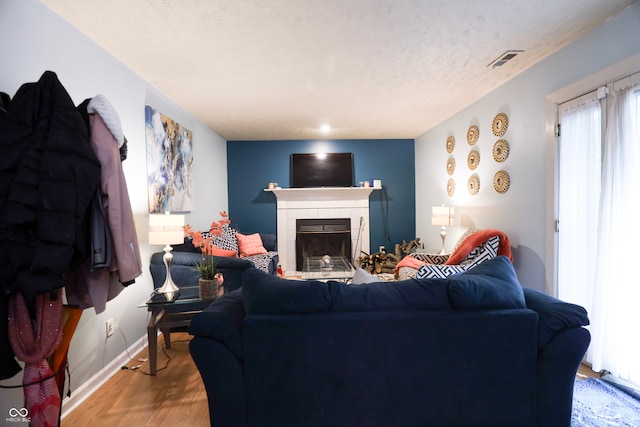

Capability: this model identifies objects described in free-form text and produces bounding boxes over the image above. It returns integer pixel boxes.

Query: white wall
[0,0,228,415]
[415,2,640,292]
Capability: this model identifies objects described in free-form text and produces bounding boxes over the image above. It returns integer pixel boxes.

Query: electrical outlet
[106,319,115,337]
[379,245,385,253]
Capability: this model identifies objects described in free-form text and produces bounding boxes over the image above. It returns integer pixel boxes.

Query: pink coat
[65,113,142,313]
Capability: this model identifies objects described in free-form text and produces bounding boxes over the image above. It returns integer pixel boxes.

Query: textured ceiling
[42,0,635,140]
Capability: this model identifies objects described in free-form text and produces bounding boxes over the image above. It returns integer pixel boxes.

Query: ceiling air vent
[488,50,524,69]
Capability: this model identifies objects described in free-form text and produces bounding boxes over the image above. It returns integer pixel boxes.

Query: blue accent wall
[227,139,415,253]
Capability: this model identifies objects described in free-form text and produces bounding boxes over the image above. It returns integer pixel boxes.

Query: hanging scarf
[8,289,63,427]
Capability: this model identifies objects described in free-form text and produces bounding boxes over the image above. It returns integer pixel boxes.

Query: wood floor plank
[63,332,209,427]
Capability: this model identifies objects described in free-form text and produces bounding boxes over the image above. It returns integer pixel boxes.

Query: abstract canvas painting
[145,105,194,213]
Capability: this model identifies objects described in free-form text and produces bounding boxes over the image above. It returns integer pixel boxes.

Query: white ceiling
[42,0,635,141]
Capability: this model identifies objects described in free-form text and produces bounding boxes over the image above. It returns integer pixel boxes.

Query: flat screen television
[290,153,354,188]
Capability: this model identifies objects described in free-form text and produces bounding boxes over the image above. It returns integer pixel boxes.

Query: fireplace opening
[296,218,351,271]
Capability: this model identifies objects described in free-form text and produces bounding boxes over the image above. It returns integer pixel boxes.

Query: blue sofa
[150,232,279,294]
[189,256,590,427]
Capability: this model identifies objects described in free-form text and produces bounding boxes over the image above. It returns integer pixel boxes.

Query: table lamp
[432,205,454,255]
[149,213,185,293]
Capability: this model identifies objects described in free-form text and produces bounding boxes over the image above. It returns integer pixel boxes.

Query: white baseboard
[60,335,147,419]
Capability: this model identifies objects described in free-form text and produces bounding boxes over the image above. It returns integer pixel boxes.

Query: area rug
[572,378,640,426]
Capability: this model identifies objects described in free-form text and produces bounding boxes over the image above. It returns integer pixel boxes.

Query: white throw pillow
[351,267,383,284]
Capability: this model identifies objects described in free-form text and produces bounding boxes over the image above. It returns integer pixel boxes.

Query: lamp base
[437,226,448,255]
[157,244,180,294]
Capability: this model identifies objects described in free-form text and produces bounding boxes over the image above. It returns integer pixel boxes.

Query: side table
[139,286,211,375]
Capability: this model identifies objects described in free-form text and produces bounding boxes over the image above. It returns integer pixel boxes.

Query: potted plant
[184,212,231,299]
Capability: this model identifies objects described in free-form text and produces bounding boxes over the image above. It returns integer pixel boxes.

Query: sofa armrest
[189,289,247,426]
[535,326,590,427]
[189,289,245,359]
[522,287,589,350]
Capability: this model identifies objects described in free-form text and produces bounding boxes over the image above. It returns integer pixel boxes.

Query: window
[557,71,640,385]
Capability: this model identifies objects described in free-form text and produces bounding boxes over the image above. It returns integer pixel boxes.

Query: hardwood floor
[577,362,602,380]
[62,332,209,427]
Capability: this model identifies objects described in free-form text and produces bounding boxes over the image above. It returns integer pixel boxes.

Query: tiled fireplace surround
[269,187,376,275]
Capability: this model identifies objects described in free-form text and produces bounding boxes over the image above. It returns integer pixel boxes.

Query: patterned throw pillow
[416,264,467,279]
[416,235,501,279]
[351,267,383,284]
[466,235,500,268]
[408,253,450,264]
[244,251,278,273]
[212,224,239,252]
[236,233,268,257]
[397,266,419,281]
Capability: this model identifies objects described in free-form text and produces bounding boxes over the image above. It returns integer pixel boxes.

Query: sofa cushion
[329,278,451,312]
[242,269,451,314]
[188,289,245,359]
[236,233,268,257]
[448,256,526,310]
[242,269,332,314]
[523,287,590,350]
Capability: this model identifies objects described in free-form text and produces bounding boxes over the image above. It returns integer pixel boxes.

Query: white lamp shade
[149,214,185,245]
[432,206,454,227]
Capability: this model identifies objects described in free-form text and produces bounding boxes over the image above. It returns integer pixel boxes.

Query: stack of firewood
[357,237,421,274]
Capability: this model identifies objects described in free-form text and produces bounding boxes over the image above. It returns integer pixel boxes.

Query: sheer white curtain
[557,97,601,314]
[589,84,640,383]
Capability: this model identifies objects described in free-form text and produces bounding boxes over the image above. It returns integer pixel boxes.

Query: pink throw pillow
[236,233,268,257]
[211,245,238,258]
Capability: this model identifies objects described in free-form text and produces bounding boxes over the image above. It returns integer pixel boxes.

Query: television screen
[290,153,354,188]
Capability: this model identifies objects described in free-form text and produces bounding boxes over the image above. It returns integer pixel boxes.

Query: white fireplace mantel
[266,187,379,275]
[266,187,376,202]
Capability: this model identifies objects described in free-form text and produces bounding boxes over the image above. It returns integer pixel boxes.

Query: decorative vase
[199,273,224,300]
[198,278,215,300]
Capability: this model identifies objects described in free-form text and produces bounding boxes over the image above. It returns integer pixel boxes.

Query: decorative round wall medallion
[446,157,456,175]
[493,170,510,194]
[468,175,480,195]
[492,113,508,137]
[467,125,479,145]
[492,139,509,162]
[446,136,455,154]
[467,150,480,170]
[447,178,456,197]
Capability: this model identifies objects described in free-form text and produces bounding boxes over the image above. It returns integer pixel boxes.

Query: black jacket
[0,71,101,298]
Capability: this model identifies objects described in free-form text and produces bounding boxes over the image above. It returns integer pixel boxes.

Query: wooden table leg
[161,327,172,349]
[147,307,166,376]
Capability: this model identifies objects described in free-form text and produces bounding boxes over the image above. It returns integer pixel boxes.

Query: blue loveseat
[189,256,590,427]
[150,231,279,294]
